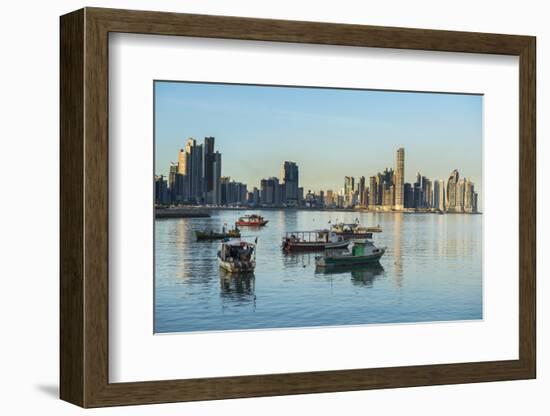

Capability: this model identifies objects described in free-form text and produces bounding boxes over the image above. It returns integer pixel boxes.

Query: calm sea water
[154,210,482,333]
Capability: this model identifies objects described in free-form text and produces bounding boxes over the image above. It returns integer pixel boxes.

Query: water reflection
[315,263,385,287]
[392,213,403,287]
[155,209,483,333]
[219,271,256,307]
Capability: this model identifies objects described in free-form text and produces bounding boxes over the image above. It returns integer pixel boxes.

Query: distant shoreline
[155,206,482,218]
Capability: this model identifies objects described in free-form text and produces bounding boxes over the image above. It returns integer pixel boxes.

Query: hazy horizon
[154,81,483,199]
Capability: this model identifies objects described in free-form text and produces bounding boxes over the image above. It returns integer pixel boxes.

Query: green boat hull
[317,249,385,267]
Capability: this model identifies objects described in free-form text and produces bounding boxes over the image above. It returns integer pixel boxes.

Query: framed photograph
[60,7,536,407]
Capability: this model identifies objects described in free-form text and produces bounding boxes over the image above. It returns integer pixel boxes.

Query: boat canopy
[284,230,329,235]
[221,240,255,247]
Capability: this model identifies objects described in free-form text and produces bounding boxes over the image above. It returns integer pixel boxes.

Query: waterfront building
[325,190,336,208]
[181,138,204,203]
[413,173,425,208]
[395,147,405,210]
[154,175,169,205]
[383,184,394,207]
[424,178,433,208]
[222,179,247,205]
[211,152,222,205]
[278,183,286,206]
[202,137,222,205]
[456,177,467,212]
[280,161,300,206]
[433,179,446,211]
[220,176,230,205]
[446,169,460,212]
[260,177,281,206]
[344,176,355,207]
[358,176,366,206]
[368,176,378,207]
[305,190,323,208]
[464,179,475,213]
[251,187,260,206]
[404,182,413,208]
[168,162,178,202]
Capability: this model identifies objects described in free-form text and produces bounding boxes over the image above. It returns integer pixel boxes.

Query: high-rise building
[202,136,221,204]
[325,190,336,207]
[424,178,433,208]
[344,176,355,207]
[464,179,475,213]
[358,176,366,206]
[168,162,178,202]
[154,175,169,205]
[211,152,222,205]
[446,169,460,212]
[368,176,377,207]
[395,147,405,210]
[182,138,203,203]
[456,177,467,212]
[404,183,413,208]
[220,176,231,205]
[383,185,394,207]
[260,177,280,206]
[433,179,446,211]
[177,148,187,175]
[280,161,299,206]
[380,168,394,208]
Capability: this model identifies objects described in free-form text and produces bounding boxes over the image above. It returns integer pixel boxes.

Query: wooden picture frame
[60,7,536,408]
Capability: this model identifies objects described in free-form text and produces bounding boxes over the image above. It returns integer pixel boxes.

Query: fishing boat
[330,222,378,239]
[282,230,350,252]
[217,239,257,273]
[315,239,386,267]
[235,214,268,227]
[195,226,240,241]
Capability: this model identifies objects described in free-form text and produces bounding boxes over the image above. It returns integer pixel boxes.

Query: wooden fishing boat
[330,222,381,238]
[282,230,350,252]
[195,227,240,241]
[217,239,257,273]
[315,239,386,267]
[235,214,268,227]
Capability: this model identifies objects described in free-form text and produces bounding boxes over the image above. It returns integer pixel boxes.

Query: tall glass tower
[394,147,405,210]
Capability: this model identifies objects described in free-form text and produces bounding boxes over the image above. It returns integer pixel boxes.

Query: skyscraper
[464,179,474,213]
[395,147,405,210]
[344,176,355,207]
[260,177,280,206]
[202,136,218,204]
[280,161,299,206]
[368,176,377,207]
[168,162,178,202]
[183,138,203,203]
[211,152,222,205]
[457,177,467,212]
[424,178,433,208]
[433,179,446,211]
[358,176,366,206]
[446,169,460,212]
[154,175,169,205]
[404,183,413,208]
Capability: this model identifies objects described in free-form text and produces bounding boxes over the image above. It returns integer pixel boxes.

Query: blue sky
[154,81,482,198]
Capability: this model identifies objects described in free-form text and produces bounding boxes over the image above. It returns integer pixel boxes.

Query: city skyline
[156,142,479,213]
[155,81,482,205]
[155,81,482,207]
